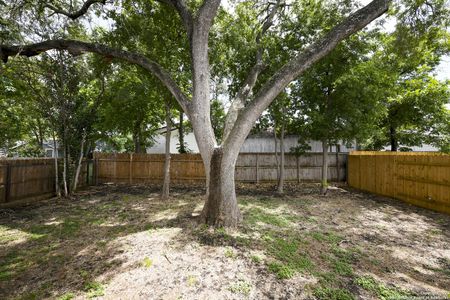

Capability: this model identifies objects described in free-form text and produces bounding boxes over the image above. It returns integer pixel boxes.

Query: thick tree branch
[222,0,282,142]
[0,40,191,114]
[187,0,222,156]
[224,0,391,154]
[44,0,106,20]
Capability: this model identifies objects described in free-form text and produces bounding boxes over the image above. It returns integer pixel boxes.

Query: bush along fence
[0,158,92,207]
[348,151,450,215]
[93,152,348,184]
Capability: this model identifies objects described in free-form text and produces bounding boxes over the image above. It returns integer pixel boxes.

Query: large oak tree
[1,0,443,226]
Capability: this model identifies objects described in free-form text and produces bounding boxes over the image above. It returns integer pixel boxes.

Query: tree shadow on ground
[0,183,448,299]
[0,184,201,299]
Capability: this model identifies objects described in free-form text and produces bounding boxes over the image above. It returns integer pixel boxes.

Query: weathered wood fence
[3,152,450,215]
[348,151,450,215]
[0,158,91,207]
[93,152,347,184]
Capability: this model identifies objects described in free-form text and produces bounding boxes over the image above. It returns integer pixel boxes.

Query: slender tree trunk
[178,110,186,153]
[390,126,398,151]
[138,127,145,153]
[37,119,44,148]
[161,102,171,200]
[277,120,285,194]
[201,148,241,227]
[133,120,145,153]
[62,132,69,197]
[53,130,61,197]
[274,123,280,181]
[72,131,86,192]
[133,132,140,153]
[321,139,328,195]
[336,144,340,182]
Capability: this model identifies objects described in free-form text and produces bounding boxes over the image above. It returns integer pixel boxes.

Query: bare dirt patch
[0,183,449,299]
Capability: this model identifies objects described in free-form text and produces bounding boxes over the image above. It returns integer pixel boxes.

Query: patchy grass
[84,281,105,299]
[267,261,296,279]
[57,292,75,300]
[228,279,252,296]
[186,275,198,287]
[245,207,292,227]
[250,255,262,264]
[356,275,414,299]
[224,248,236,259]
[313,286,354,300]
[0,183,449,299]
[142,257,153,268]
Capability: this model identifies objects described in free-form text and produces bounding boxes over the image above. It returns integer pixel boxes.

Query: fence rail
[348,151,450,215]
[93,152,347,184]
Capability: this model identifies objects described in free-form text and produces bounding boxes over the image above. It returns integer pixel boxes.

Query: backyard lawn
[0,184,449,300]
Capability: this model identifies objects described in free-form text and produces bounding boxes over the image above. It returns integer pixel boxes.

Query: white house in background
[147,129,200,153]
[147,130,357,154]
[42,140,63,158]
[0,140,63,158]
[240,134,356,153]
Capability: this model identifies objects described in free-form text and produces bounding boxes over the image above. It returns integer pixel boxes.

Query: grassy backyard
[0,184,449,300]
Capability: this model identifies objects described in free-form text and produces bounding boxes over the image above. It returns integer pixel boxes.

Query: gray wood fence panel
[94,152,348,184]
[235,153,347,182]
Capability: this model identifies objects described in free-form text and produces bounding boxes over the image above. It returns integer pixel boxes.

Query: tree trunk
[72,131,86,192]
[161,102,171,200]
[63,140,69,197]
[274,124,280,181]
[321,139,328,195]
[38,119,44,148]
[178,110,186,153]
[53,130,61,197]
[390,126,398,151]
[277,120,285,194]
[336,144,340,182]
[133,132,140,153]
[133,120,145,153]
[201,148,241,227]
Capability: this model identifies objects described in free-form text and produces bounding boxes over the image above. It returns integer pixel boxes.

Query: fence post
[345,154,349,184]
[255,153,259,184]
[296,156,300,183]
[5,164,11,203]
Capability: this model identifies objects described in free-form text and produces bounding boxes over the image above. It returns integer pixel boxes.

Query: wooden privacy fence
[94,152,347,184]
[0,158,92,207]
[348,151,450,215]
[0,152,346,207]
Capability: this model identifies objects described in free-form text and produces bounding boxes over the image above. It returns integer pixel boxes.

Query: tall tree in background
[39,52,104,195]
[291,34,385,194]
[259,92,293,194]
[359,31,450,151]
[2,0,447,226]
[96,65,165,153]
